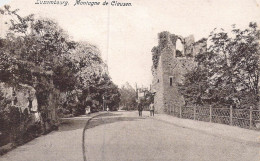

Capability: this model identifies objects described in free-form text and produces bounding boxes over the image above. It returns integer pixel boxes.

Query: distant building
[135,85,149,102]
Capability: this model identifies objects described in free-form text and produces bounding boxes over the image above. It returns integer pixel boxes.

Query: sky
[0,0,11,6]
[1,0,260,88]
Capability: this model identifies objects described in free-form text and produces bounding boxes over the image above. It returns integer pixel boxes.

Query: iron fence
[168,105,260,130]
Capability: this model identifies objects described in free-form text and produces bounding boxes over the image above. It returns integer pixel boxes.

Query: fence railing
[168,105,260,130]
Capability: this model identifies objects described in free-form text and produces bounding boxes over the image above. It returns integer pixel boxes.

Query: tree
[119,82,137,110]
[179,22,260,109]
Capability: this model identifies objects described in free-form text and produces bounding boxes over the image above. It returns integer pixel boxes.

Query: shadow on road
[59,112,142,132]
[58,119,88,132]
[85,113,140,129]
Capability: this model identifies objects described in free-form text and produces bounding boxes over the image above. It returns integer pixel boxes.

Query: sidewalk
[152,113,260,145]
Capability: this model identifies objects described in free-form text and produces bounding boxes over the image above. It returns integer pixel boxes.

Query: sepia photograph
[0,0,260,160]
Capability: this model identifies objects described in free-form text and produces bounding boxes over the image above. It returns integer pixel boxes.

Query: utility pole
[135,83,138,100]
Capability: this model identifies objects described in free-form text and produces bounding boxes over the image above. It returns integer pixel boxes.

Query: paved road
[1,111,259,161]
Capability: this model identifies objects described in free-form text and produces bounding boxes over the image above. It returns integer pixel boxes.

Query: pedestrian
[138,102,143,117]
[149,102,155,116]
[85,106,90,115]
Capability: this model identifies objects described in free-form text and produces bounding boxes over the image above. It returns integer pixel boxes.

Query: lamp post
[103,95,106,111]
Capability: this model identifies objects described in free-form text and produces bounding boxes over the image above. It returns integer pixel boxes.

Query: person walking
[138,102,143,117]
[149,102,155,116]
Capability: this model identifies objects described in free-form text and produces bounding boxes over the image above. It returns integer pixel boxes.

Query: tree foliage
[119,82,137,110]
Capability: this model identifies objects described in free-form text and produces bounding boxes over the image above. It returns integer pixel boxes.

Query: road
[0,111,259,161]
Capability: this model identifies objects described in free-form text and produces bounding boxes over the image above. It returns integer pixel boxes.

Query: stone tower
[151,31,206,114]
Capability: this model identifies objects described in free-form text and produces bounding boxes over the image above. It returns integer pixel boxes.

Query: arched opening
[176,38,184,57]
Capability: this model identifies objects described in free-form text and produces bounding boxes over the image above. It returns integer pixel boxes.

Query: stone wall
[0,83,40,121]
[0,81,61,126]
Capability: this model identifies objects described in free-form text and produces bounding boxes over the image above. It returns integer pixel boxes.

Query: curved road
[0,111,259,161]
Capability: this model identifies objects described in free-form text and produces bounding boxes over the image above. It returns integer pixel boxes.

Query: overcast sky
[1,0,260,88]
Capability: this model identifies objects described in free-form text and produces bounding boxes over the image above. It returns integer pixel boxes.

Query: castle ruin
[151,31,207,113]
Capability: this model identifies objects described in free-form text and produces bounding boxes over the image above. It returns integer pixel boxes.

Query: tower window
[158,79,159,83]
[170,77,173,86]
